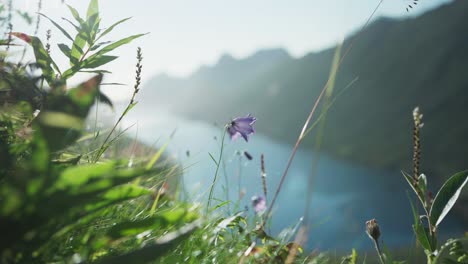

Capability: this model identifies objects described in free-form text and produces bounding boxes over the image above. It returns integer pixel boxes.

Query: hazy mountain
[139,0,468,185]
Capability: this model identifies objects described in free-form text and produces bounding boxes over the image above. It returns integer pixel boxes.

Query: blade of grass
[264,0,385,226]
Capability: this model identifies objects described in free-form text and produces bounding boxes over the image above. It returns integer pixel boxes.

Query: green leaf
[62,17,80,32]
[122,102,137,116]
[79,69,112,74]
[58,43,71,58]
[11,33,58,85]
[86,0,99,19]
[402,171,426,208]
[53,161,116,190]
[413,224,434,252]
[430,170,468,227]
[67,5,85,25]
[98,91,113,108]
[70,31,87,67]
[90,41,111,51]
[37,111,84,130]
[407,191,436,252]
[67,74,103,117]
[418,173,428,206]
[39,13,73,41]
[89,33,147,59]
[86,13,100,45]
[81,55,118,69]
[98,17,132,40]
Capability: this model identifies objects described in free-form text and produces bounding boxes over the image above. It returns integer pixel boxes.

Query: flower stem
[374,240,386,264]
[207,129,226,213]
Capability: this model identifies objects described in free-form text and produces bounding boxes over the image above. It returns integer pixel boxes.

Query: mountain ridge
[139,0,468,184]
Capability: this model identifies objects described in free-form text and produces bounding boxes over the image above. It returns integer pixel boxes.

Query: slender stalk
[221,157,231,214]
[373,240,385,264]
[238,154,242,201]
[207,129,226,213]
[94,47,142,162]
[263,0,385,225]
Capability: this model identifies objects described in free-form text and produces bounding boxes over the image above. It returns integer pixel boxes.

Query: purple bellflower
[227,114,257,142]
[251,195,267,214]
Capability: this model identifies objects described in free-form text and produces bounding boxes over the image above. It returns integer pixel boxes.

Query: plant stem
[93,47,142,162]
[263,0,385,225]
[374,240,385,264]
[207,129,226,213]
[238,154,242,201]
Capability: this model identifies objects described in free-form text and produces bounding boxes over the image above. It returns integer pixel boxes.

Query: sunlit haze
[13,0,452,100]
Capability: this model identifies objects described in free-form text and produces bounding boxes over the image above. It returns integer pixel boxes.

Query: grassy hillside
[140,0,468,185]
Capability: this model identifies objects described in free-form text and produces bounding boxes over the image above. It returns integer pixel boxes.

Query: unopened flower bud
[366,219,381,241]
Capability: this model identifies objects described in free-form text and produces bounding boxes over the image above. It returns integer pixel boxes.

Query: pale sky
[10,0,453,100]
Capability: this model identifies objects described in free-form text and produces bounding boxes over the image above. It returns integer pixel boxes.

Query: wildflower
[366,218,385,264]
[227,114,256,142]
[251,195,267,214]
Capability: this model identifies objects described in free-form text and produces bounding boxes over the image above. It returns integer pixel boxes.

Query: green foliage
[430,171,468,227]
[0,61,184,261]
[11,0,146,87]
[0,1,197,263]
[404,170,468,261]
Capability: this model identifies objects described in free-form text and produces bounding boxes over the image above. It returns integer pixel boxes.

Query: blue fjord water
[126,110,464,250]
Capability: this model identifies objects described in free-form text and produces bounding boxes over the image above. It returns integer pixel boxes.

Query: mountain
[139,0,468,185]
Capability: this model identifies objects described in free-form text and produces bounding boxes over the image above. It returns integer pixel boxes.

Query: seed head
[366,219,381,241]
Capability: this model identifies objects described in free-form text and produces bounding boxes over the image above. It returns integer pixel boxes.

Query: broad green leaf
[413,224,434,252]
[407,191,436,252]
[67,74,103,117]
[10,33,58,85]
[86,0,99,19]
[430,170,468,226]
[89,33,147,60]
[86,13,100,45]
[81,55,118,69]
[98,91,113,108]
[37,111,84,130]
[70,31,87,67]
[53,161,116,190]
[39,13,73,41]
[98,17,132,40]
[57,43,71,58]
